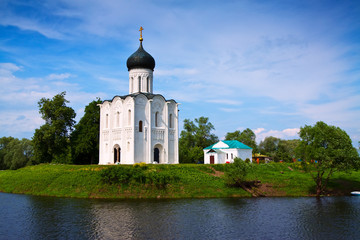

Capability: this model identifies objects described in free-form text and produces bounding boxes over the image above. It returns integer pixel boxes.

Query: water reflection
[1,193,360,240]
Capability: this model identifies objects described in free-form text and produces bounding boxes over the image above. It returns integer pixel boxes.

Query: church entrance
[153,144,163,163]
[113,145,121,164]
[154,148,160,163]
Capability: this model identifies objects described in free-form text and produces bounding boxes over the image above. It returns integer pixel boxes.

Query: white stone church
[98,30,179,164]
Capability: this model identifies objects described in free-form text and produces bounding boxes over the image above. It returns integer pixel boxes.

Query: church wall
[134,94,148,163]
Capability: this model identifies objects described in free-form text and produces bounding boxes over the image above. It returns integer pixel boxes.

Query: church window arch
[155,111,159,127]
[169,114,173,128]
[106,114,109,128]
[128,110,131,126]
[116,111,120,127]
[139,120,143,132]
[138,76,141,92]
[130,77,133,92]
[147,76,150,92]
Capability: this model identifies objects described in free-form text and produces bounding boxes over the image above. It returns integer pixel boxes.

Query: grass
[0,163,359,199]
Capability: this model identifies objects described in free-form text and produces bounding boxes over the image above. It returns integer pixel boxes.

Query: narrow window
[138,76,141,92]
[226,153,228,159]
[130,77,133,92]
[147,77,150,92]
[139,120,143,132]
[128,110,131,125]
[169,114,173,128]
[106,114,109,128]
[127,142,130,151]
[116,112,120,127]
[155,112,159,127]
[231,153,233,159]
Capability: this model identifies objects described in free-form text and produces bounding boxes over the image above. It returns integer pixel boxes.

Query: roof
[126,41,155,71]
[102,92,177,104]
[204,140,252,150]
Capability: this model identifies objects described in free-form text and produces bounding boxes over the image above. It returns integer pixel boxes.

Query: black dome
[126,42,155,71]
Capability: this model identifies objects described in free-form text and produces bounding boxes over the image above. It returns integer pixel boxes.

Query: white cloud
[254,128,300,143]
[207,99,242,106]
[46,73,72,80]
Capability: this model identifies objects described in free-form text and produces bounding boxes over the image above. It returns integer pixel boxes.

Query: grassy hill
[0,163,359,199]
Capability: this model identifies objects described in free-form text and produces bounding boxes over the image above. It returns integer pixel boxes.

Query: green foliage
[296,121,360,197]
[179,117,218,163]
[225,128,258,153]
[277,139,300,162]
[71,98,102,164]
[1,163,360,198]
[32,92,76,164]
[259,136,280,160]
[224,158,251,187]
[100,165,180,189]
[0,137,33,170]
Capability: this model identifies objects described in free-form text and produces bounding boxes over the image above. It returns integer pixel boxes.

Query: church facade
[98,30,179,164]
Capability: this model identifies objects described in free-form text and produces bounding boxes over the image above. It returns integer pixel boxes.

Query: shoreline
[0,164,359,199]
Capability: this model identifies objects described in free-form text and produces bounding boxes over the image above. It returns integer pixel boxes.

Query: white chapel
[98,28,179,164]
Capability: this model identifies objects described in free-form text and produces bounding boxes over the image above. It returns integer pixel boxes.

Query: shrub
[100,165,180,189]
[224,158,250,187]
[245,158,251,164]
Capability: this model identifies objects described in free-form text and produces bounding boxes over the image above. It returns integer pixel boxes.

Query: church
[98,28,179,164]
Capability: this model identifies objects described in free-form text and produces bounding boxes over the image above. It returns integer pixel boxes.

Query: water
[0,193,360,240]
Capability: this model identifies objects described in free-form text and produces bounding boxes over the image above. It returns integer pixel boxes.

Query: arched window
[130,77,133,92]
[169,114,173,128]
[106,114,109,128]
[147,76,150,92]
[139,120,143,132]
[138,76,141,92]
[116,111,120,127]
[128,110,131,125]
[155,112,159,127]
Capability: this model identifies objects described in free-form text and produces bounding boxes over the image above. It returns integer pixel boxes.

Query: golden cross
[139,26,144,41]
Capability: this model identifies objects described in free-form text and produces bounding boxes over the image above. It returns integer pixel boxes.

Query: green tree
[296,121,360,197]
[32,92,76,164]
[179,117,218,163]
[225,128,258,153]
[0,137,33,170]
[259,136,280,160]
[224,157,251,187]
[277,139,300,162]
[71,98,102,164]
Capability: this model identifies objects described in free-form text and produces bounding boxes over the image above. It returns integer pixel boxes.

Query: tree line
[1,92,359,174]
[1,92,101,169]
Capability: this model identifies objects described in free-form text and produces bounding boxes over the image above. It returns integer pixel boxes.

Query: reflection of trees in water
[3,194,360,240]
[294,197,360,239]
[25,195,97,239]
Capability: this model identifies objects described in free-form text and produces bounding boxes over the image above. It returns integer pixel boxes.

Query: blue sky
[1,0,360,146]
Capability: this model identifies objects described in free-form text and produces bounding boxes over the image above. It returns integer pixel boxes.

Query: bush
[100,165,180,189]
[224,158,250,187]
[245,158,251,164]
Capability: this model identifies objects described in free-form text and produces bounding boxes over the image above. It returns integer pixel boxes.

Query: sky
[1,0,360,146]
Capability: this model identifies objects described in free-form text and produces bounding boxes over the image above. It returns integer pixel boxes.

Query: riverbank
[0,163,359,198]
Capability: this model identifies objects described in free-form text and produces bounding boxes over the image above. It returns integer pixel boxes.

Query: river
[0,192,359,239]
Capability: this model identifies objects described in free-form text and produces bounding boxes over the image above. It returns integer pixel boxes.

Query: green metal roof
[204,140,252,150]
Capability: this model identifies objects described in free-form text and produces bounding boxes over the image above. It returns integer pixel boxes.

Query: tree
[296,121,360,197]
[259,136,280,160]
[179,117,218,163]
[32,92,76,163]
[277,139,300,162]
[224,157,250,187]
[0,137,33,170]
[225,128,258,153]
[71,99,102,164]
